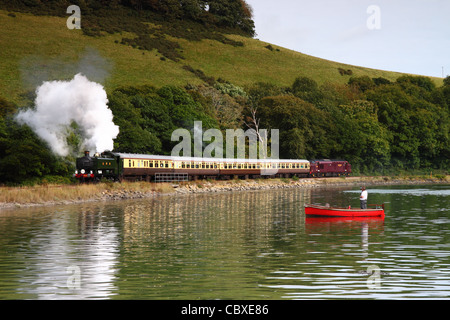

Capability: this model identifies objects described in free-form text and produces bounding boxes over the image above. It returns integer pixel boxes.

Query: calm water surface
[0,184,449,300]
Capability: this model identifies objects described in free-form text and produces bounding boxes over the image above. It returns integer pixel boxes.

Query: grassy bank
[0,181,174,208]
[1,175,447,210]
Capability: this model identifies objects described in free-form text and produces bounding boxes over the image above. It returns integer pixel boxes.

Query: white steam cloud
[16,73,119,156]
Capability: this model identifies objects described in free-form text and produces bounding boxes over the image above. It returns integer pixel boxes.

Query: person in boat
[360,186,368,209]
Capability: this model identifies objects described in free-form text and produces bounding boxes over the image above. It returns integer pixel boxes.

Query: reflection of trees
[118,188,312,298]
[122,188,312,250]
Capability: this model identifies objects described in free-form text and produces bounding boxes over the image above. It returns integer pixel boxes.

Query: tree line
[1,75,449,184]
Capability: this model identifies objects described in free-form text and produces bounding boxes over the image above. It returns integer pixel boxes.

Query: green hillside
[0,3,448,185]
[1,9,438,104]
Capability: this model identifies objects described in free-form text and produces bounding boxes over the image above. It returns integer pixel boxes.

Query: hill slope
[0,10,441,104]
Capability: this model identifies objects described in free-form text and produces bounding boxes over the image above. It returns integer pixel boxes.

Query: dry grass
[0,184,103,204]
[0,181,176,205]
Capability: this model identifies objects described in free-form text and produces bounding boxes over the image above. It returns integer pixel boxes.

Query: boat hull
[305,204,385,218]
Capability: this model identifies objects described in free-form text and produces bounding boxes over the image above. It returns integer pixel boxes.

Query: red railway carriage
[309,159,351,177]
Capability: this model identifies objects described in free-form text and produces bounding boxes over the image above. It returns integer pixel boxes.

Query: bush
[338,68,353,76]
[182,65,216,85]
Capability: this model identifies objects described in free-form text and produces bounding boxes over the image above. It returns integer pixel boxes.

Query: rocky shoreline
[1,176,448,210]
[173,176,447,194]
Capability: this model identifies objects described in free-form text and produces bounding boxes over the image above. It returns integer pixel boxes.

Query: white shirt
[360,190,368,201]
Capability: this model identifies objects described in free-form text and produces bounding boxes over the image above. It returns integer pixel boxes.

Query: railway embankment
[0,175,448,210]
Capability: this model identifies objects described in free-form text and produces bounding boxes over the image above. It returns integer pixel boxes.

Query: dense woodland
[1,74,449,184]
[0,1,449,184]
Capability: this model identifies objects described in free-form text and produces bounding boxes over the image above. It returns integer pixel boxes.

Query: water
[0,184,449,300]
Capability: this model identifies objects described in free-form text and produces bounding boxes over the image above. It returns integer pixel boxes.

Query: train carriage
[118,153,174,181]
[309,159,351,177]
[172,156,220,179]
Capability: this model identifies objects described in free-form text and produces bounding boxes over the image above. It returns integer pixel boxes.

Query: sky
[245,0,450,78]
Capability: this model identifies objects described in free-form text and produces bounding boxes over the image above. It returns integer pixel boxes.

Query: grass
[0,184,103,205]
[0,10,443,105]
[0,181,175,206]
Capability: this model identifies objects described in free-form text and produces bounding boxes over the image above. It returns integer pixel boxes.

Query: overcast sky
[245,0,449,78]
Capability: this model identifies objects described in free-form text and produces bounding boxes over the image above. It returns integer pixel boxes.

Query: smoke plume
[16,73,119,156]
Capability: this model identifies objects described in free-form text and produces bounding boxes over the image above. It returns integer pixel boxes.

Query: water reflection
[0,205,120,299]
[117,189,312,299]
[263,185,450,299]
[0,184,449,299]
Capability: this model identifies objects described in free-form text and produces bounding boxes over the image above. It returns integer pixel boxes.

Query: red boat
[305,204,385,218]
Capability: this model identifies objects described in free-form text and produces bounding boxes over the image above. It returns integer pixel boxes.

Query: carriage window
[165,162,168,168]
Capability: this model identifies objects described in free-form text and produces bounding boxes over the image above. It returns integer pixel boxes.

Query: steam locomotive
[74,151,351,182]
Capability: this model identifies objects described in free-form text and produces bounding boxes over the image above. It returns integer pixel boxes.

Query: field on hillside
[2,10,441,105]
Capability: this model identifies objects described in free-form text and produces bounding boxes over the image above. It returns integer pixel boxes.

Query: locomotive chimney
[84,151,90,157]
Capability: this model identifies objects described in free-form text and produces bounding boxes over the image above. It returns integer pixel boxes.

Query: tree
[0,117,71,184]
[208,0,255,36]
[194,84,244,130]
[348,76,375,93]
[291,76,322,105]
[444,75,450,87]
[337,100,390,173]
[258,95,333,159]
[108,90,163,154]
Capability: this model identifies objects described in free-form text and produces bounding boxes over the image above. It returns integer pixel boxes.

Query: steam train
[74,151,351,182]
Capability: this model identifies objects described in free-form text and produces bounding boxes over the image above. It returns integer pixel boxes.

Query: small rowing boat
[305,204,385,218]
